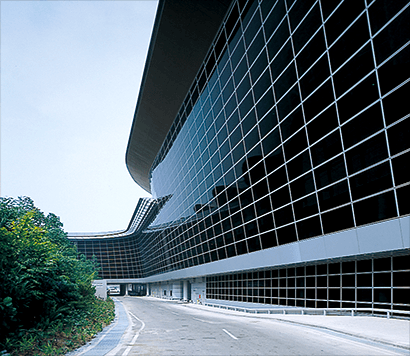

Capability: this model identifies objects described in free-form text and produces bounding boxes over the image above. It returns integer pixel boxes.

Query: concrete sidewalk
[67,297,130,356]
[190,302,410,351]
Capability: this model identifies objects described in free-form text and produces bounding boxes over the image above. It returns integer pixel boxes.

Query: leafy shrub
[0,196,108,355]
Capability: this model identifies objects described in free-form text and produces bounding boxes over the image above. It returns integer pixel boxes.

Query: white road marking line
[121,312,146,356]
[171,311,179,315]
[193,317,222,324]
[222,328,238,340]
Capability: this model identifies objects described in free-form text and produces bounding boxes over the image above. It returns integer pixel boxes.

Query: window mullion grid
[318,0,356,228]
[364,3,400,218]
[281,1,300,240]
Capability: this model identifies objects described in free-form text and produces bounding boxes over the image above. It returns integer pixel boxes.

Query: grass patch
[1,296,115,356]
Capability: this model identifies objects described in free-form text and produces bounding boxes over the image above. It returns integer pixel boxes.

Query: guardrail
[203,302,410,319]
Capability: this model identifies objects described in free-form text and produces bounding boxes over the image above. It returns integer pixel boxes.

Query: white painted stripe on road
[193,317,222,324]
[222,328,238,340]
[121,312,146,356]
[171,311,179,315]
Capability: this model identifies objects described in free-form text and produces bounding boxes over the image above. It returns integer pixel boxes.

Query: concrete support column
[183,280,188,301]
[146,283,150,296]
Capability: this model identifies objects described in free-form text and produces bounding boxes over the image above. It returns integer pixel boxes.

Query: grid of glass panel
[137,0,409,277]
[69,197,157,279]
[207,254,410,310]
[74,236,143,279]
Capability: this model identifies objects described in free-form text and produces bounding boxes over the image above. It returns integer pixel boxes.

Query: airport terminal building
[69,0,410,311]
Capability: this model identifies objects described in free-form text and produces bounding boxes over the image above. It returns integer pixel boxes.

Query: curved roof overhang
[126,0,232,193]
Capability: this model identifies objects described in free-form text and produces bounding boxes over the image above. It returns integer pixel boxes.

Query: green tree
[0,196,99,343]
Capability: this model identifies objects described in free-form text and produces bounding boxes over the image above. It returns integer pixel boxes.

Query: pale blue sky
[1,0,158,232]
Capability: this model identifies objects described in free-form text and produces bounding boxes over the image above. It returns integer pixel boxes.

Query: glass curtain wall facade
[140,0,409,276]
[207,254,409,309]
[70,0,409,310]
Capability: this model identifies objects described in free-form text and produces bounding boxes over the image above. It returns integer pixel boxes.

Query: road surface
[104,297,407,355]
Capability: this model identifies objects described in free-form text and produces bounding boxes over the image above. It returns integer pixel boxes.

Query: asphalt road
[105,297,406,356]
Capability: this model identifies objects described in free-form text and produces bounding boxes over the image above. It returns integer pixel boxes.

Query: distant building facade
[70,0,410,310]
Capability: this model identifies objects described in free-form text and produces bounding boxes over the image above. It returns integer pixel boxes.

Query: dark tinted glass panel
[388,118,410,155]
[318,179,350,211]
[345,133,388,174]
[244,8,261,47]
[287,150,311,180]
[306,105,339,144]
[321,0,343,20]
[284,128,308,161]
[260,231,277,248]
[329,14,370,71]
[288,0,316,31]
[290,172,315,200]
[265,146,284,172]
[248,32,265,65]
[397,184,410,215]
[374,257,390,271]
[378,43,410,95]
[267,20,290,61]
[325,0,365,45]
[237,74,251,103]
[373,0,408,32]
[270,41,294,82]
[274,62,297,99]
[242,109,257,132]
[314,155,346,189]
[250,50,268,83]
[225,3,240,39]
[392,151,410,186]
[337,74,379,124]
[296,29,327,76]
[270,186,291,209]
[297,215,322,240]
[258,211,274,231]
[303,80,334,121]
[333,44,375,98]
[357,259,372,272]
[350,162,393,200]
[244,127,259,151]
[240,92,255,118]
[247,235,262,252]
[262,127,281,155]
[311,130,343,167]
[274,204,294,226]
[373,6,410,65]
[280,107,304,141]
[259,109,278,138]
[253,69,271,102]
[383,81,410,125]
[293,193,318,219]
[263,0,286,39]
[234,57,249,86]
[256,89,274,119]
[223,78,234,102]
[292,4,322,54]
[277,86,301,120]
[354,191,397,225]
[341,103,384,149]
[322,205,354,234]
[268,166,287,192]
[276,223,297,245]
[300,56,330,99]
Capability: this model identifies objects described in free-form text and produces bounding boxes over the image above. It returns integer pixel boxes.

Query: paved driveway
[102,297,407,355]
